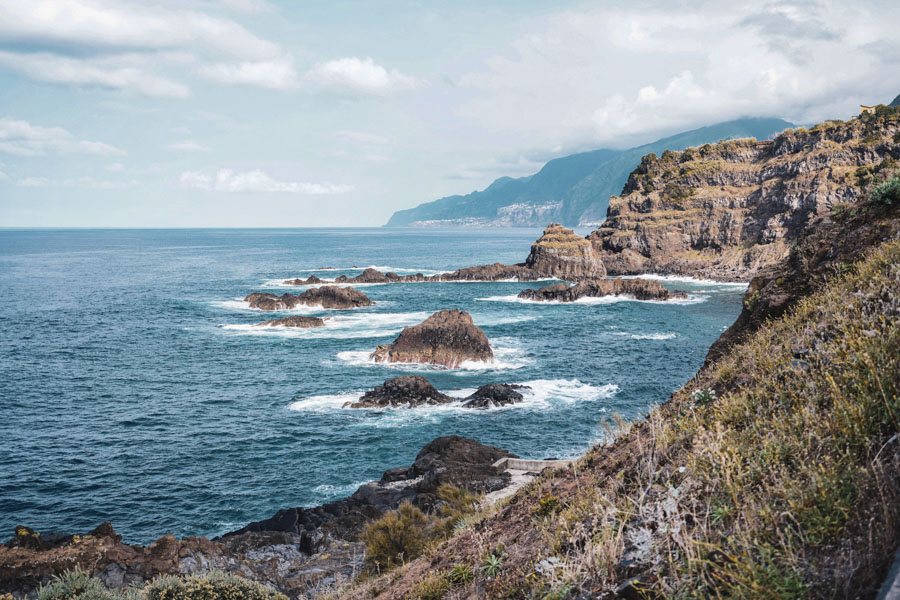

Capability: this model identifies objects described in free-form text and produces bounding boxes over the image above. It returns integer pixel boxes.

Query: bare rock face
[524,223,607,280]
[518,279,686,302]
[256,315,325,328]
[588,111,900,281]
[344,376,452,408]
[370,309,493,368]
[244,286,372,310]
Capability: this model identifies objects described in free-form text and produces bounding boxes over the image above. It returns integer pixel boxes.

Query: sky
[0,0,898,228]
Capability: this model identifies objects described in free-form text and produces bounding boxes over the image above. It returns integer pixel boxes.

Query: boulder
[518,279,686,302]
[256,316,325,328]
[524,223,607,281]
[461,384,529,408]
[370,309,493,368]
[344,376,452,408]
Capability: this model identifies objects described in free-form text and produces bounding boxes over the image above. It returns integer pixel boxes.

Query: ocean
[0,228,746,544]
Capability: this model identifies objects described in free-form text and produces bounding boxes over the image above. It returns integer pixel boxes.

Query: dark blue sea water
[0,228,746,544]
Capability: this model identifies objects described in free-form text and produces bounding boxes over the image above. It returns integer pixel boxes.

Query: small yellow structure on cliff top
[860,105,877,115]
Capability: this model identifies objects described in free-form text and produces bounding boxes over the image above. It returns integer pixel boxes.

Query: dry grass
[332,237,900,600]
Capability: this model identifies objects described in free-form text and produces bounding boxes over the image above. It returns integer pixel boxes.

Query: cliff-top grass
[331,233,900,600]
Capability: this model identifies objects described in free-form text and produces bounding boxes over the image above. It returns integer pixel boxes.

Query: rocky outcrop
[256,316,325,328]
[283,225,604,285]
[589,109,900,281]
[370,310,493,368]
[524,223,606,280]
[344,377,531,409]
[344,376,451,408]
[0,437,517,599]
[459,384,528,408]
[244,286,372,310]
[518,279,687,302]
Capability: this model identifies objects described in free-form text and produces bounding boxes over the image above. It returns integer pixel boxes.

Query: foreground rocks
[518,278,687,302]
[0,437,517,599]
[256,316,326,328]
[244,286,372,310]
[344,376,529,409]
[370,309,493,368]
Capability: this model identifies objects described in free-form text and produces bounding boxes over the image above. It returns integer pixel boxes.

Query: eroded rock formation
[517,279,686,302]
[524,223,606,280]
[370,310,493,368]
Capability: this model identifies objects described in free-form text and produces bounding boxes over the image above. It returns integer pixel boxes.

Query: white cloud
[0,51,190,98]
[0,169,8,180]
[180,169,354,194]
[218,0,274,14]
[0,0,297,95]
[63,176,139,189]
[106,162,125,172]
[456,1,900,149]
[335,130,390,145]
[0,118,125,157]
[198,57,299,90]
[306,57,422,95]
[17,177,50,187]
[165,140,212,152]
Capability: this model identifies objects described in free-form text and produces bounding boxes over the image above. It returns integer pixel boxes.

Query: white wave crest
[611,332,677,340]
[334,339,531,373]
[476,294,709,306]
[220,311,430,340]
[210,299,329,314]
[620,274,749,288]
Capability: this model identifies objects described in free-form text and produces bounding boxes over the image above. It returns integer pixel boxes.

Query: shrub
[362,502,433,571]
[869,177,900,206]
[533,495,559,517]
[38,569,117,600]
[410,572,450,600]
[448,563,474,586]
[144,571,286,600]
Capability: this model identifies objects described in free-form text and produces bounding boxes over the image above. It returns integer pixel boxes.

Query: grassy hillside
[386,118,792,227]
[342,198,900,598]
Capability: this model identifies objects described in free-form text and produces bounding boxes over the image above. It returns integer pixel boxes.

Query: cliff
[386,118,792,228]
[589,106,900,280]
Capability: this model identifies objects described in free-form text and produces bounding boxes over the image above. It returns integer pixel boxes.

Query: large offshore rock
[370,309,493,368]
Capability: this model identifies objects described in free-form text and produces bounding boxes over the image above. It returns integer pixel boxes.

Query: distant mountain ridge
[386,118,794,228]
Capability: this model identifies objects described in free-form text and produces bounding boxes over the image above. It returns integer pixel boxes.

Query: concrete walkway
[483,457,578,506]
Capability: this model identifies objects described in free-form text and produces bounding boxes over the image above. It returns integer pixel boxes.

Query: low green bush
[869,177,900,206]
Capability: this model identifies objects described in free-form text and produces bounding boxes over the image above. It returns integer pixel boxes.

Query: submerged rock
[244,286,372,310]
[344,375,452,408]
[370,309,493,368]
[518,279,686,302]
[255,315,325,328]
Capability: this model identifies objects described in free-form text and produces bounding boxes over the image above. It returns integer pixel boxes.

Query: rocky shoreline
[0,437,519,599]
[344,376,528,409]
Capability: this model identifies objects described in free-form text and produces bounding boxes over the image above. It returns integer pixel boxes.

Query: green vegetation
[662,182,695,206]
[481,553,504,578]
[869,177,900,206]
[36,570,286,600]
[361,485,481,573]
[448,563,474,586]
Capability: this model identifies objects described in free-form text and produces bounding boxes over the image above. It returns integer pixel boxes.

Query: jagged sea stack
[524,223,606,280]
[370,309,493,368]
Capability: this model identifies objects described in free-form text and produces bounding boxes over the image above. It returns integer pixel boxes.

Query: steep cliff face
[589,107,900,281]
